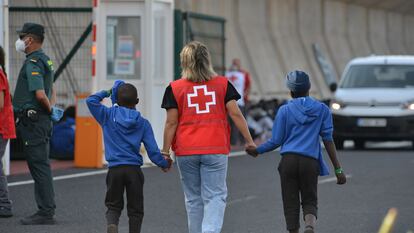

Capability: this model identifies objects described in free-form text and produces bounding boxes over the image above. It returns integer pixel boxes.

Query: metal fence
[8,6,92,108]
[174,10,226,80]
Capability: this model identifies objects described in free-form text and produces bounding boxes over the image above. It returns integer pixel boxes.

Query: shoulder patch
[47,60,54,71]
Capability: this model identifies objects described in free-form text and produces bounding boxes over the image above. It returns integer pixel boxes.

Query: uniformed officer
[13,22,63,225]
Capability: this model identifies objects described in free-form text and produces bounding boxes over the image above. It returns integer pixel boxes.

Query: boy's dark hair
[290,90,309,98]
[117,83,138,107]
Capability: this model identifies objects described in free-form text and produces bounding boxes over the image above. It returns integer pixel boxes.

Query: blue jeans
[177,154,228,233]
[0,137,12,210]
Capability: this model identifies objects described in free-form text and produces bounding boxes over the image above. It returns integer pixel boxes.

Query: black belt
[15,108,49,123]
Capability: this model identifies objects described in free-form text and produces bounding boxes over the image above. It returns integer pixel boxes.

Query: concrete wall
[11,0,407,101]
[404,16,414,54]
[7,0,414,101]
[175,0,414,99]
[237,0,284,95]
[387,12,406,54]
[347,4,372,57]
[297,0,333,98]
[268,0,312,90]
[368,9,391,55]
[324,0,353,76]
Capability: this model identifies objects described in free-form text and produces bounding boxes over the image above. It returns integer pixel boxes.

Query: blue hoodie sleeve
[320,106,334,141]
[257,107,287,154]
[86,90,111,125]
[142,120,168,168]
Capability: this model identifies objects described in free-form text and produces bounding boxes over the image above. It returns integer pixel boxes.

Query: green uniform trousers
[16,112,56,216]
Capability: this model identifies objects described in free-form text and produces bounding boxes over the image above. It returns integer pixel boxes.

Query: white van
[330,56,414,149]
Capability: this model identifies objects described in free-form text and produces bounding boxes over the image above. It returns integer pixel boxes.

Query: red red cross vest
[170,76,231,156]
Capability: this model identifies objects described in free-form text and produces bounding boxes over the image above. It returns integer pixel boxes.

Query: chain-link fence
[9,5,92,108]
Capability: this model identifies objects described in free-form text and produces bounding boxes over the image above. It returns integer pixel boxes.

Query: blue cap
[286,70,311,93]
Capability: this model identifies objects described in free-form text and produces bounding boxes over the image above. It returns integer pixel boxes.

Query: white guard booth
[93,0,174,163]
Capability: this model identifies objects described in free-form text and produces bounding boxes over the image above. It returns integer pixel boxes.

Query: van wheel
[354,140,365,150]
[334,138,344,150]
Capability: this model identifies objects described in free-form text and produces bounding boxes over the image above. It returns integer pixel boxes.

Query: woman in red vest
[161,41,255,233]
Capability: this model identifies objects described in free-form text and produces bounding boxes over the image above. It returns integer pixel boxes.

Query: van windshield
[340,65,414,88]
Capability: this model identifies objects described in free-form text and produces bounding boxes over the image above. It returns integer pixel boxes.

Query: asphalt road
[1,147,414,233]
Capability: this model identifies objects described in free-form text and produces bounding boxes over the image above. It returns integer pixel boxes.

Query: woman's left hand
[245,142,259,157]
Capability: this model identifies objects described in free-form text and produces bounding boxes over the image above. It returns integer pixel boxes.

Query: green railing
[9,6,93,83]
[9,7,92,12]
[9,6,92,160]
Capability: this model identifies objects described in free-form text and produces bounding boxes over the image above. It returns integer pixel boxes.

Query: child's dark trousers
[278,154,319,231]
[105,165,144,233]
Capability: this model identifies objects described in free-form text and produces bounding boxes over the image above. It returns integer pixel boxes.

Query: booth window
[107,16,141,80]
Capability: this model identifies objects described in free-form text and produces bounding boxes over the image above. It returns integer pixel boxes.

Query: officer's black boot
[20,212,55,225]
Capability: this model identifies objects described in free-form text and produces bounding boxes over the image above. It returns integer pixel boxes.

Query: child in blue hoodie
[86,82,172,233]
[246,71,346,233]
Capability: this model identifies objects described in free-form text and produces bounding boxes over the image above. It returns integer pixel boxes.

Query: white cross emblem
[187,85,216,114]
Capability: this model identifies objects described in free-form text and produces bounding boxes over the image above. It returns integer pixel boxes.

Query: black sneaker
[20,213,56,225]
[107,224,118,233]
[0,207,13,218]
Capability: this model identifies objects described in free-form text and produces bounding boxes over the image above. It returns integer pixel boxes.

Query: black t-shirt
[161,81,241,109]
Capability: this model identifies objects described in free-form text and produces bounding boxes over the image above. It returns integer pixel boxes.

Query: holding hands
[245,141,259,158]
[161,151,173,173]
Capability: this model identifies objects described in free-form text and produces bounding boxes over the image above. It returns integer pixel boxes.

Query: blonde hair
[180,41,217,83]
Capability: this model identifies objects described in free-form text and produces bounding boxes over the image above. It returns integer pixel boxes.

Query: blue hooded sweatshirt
[256,96,332,176]
[86,91,168,168]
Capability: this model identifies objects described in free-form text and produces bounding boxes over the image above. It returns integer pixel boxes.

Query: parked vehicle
[330,56,414,149]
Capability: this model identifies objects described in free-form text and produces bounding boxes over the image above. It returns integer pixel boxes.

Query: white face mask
[15,38,27,53]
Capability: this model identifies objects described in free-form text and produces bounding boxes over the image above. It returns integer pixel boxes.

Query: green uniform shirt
[13,49,54,112]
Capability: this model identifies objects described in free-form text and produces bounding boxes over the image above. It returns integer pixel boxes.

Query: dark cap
[16,23,45,37]
[286,70,311,93]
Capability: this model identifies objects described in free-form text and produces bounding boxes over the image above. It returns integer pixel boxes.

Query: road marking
[229,149,279,157]
[9,168,352,187]
[8,170,109,187]
[318,174,352,184]
[229,150,247,157]
[8,152,246,187]
[7,180,35,187]
[227,195,257,206]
